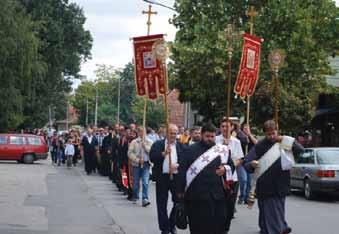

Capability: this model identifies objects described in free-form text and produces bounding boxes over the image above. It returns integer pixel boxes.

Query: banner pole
[140,4,157,168]
[245,6,257,127]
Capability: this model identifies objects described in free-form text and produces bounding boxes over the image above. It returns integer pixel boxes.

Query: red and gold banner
[132,34,166,100]
[234,33,263,99]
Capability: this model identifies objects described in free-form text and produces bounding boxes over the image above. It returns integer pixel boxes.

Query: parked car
[0,134,48,164]
[290,147,339,200]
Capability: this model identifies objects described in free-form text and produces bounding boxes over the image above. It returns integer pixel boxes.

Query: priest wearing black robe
[80,127,99,175]
[244,120,304,234]
[101,127,118,176]
[177,123,235,234]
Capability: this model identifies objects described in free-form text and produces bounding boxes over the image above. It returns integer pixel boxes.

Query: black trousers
[225,181,239,231]
[155,174,177,232]
[84,153,96,174]
[99,153,111,176]
[186,198,227,234]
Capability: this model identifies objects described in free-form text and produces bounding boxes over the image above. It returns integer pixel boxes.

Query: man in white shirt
[150,124,186,234]
[215,118,244,233]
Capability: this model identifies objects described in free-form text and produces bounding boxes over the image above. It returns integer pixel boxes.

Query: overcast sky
[70,0,176,85]
[71,0,339,85]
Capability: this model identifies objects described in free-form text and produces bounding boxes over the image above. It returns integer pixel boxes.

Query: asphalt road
[0,159,339,234]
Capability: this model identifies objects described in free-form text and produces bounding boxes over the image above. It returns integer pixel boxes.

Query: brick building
[167,89,197,128]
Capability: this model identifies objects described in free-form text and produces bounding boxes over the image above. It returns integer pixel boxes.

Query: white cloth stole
[185,144,230,191]
[250,136,295,194]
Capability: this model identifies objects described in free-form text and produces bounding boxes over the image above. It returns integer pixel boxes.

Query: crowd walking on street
[34,117,303,234]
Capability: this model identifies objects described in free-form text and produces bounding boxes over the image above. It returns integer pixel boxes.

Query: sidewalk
[76,166,260,234]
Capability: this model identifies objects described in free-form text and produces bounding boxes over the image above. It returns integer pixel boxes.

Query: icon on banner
[143,52,156,69]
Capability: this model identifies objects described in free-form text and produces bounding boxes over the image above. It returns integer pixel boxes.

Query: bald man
[150,124,187,234]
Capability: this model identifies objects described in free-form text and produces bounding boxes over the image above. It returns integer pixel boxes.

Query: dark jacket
[244,138,304,199]
[149,139,186,179]
[177,141,235,201]
[102,134,119,160]
[118,137,129,166]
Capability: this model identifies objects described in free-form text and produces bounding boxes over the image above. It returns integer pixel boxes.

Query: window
[0,136,7,144]
[9,136,25,145]
[317,150,339,165]
[296,150,315,164]
[27,137,42,146]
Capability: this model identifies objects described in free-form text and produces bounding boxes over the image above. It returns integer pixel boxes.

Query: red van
[0,134,48,164]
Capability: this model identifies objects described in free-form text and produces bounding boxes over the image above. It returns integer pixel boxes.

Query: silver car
[290,147,339,200]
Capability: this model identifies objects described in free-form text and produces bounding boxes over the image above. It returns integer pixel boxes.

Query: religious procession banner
[234,33,263,99]
[132,34,166,100]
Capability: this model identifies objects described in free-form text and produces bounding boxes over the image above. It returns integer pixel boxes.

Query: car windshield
[317,150,339,165]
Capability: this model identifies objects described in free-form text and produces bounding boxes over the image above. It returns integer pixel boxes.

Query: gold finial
[142,5,157,35]
[246,6,258,35]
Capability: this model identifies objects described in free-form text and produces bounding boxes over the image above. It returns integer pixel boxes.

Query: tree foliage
[72,63,165,128]
[171,0,339,132]
[0,0,42,131]
[0,0,92,132]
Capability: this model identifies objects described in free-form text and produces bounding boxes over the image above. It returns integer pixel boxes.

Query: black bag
[174,202,188,230]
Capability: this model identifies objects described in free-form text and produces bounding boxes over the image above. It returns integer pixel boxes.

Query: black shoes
[160,228,177,234]
[282,227,292,234]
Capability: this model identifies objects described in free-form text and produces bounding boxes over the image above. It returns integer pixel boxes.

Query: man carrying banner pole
[177,123,235,234]
[244,120,304,234]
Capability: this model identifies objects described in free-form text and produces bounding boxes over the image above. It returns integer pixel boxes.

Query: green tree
[73,62,166,127]
[171,0,339,131]
[132,98,166,129]
[0,0,42,131]
[19,0,93,128]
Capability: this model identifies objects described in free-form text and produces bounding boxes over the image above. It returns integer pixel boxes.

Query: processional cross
[224,24,243,118]
[142,5,157,35]
[246,6,258,35]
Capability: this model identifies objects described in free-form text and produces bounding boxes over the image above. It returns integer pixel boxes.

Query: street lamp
[143,0,175,11]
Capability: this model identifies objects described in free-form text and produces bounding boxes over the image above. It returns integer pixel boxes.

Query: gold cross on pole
[225,24,243,58]
[224,24,243,118]
[246,6,258,35]
[142,5,157,35]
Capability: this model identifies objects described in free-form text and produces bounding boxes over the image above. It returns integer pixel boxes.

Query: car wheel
[304,179,315,200]
[23,154,34,164]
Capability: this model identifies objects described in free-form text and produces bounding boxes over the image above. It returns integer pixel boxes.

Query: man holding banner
[177,123,235,234]
[244,120,304,234]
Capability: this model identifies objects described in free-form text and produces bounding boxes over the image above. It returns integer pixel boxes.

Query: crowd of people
[34,118,302,234]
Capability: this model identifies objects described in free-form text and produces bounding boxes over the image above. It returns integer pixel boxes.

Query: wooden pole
[246,6,257,126]
[163,65,173,180]
[227,57,232,119]
[274,69,279,129]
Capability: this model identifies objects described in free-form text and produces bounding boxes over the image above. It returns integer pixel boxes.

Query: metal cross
[224,24,243,118]
[142,5,157,35]
[224,24,243,58]
[246,6,258,35]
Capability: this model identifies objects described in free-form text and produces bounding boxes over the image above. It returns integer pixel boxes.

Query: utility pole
[66,101,69,131]
[48,106,52,127]
[94,85,98,127]
[85,98,89,127]
[117,76,121,125]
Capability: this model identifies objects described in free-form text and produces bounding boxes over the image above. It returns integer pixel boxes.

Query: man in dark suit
[80,127,99,175]
[150,124,186,234]
[177,123,235,234]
